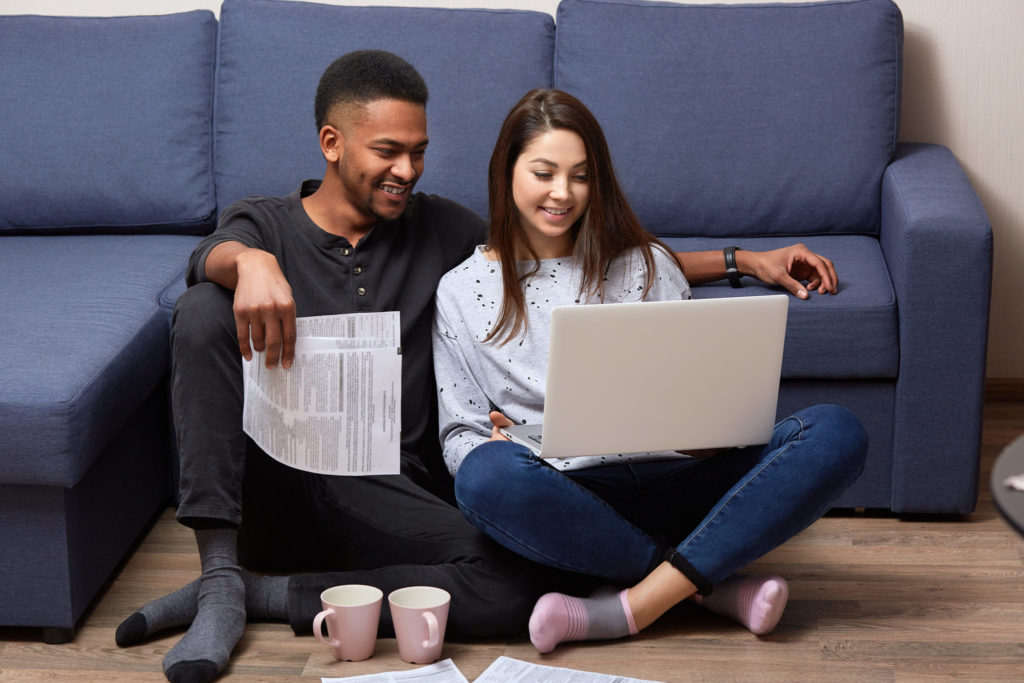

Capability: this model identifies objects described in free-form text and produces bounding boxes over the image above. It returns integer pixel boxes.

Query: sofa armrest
[880,142,993,513]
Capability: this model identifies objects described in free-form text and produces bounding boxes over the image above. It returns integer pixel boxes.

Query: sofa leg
[42,626,74,644]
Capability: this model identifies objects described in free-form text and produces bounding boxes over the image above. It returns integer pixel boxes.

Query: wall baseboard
[986,379,1024,402]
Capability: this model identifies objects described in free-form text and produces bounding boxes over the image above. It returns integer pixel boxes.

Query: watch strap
[724,246,742,288]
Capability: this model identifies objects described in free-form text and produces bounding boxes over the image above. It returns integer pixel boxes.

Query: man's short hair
[315,50,429,131]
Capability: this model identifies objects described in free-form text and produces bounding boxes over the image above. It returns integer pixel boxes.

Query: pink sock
[694,574,789,635]
[528,588,638,654]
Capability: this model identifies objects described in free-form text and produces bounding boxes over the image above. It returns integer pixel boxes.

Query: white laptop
[499,294,789,458]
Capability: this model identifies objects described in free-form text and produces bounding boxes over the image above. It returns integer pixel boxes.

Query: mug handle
[421,611,439,649]
[314,608,340,647]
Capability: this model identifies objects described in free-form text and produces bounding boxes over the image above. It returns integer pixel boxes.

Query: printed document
[475,657,663,683]
[322,658,468,683]
[243,311,401,476]
[320,657,663,683]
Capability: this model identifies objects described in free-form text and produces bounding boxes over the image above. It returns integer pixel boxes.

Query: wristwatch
[724,246,742,288]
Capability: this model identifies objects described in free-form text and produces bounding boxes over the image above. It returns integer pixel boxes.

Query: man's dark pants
[171,283,547,637]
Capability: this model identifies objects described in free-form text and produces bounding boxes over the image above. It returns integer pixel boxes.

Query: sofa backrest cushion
[0,12,217,235]
[554,0,902,237]
[214,0,555,218]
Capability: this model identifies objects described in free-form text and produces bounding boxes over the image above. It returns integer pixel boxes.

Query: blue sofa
[0,0,991,643]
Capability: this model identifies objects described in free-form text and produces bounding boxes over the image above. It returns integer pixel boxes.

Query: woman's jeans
[454,404,867,595]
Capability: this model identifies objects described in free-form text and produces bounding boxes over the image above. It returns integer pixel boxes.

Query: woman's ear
[319,124,343,163]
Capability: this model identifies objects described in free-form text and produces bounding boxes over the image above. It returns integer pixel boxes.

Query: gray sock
[115,573,290,647]
[115,578,201,646]
[162,527,246,683]
[528,587,637,653]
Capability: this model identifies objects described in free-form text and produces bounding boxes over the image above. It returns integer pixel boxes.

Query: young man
[117,51,840,683]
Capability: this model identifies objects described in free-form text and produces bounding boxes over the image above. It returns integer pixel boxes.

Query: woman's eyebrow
[526,157,587,168]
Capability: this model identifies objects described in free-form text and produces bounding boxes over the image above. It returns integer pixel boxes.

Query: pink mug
[388,586,451,664]
[313,584,383,661]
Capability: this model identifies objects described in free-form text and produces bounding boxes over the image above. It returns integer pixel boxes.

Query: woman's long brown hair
[485,88,684,344]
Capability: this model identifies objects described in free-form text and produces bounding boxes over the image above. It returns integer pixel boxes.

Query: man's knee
[172,282,237,351]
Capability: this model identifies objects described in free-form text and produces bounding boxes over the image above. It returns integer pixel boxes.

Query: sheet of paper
[475,656,664,683]
[296,311,401,345]
[321,658,468,682]
[243,312,401,476]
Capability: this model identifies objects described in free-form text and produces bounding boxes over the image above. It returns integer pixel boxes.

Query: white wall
[896,0,1024,380]
[6,0,1023,378]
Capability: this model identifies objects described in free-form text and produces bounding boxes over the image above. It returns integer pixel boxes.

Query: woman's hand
[488,410,514,441]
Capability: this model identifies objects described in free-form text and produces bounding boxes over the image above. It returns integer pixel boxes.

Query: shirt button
[357,287,366,296]
[354,266,363,275]
[340,247,351,256]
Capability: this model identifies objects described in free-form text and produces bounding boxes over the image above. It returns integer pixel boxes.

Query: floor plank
[2,399,1023,682]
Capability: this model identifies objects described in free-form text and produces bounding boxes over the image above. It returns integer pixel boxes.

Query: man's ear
[319,124,343,163]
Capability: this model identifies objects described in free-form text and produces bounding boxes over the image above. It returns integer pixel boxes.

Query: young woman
[432,89,867,652]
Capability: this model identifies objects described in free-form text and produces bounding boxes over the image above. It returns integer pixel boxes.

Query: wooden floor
[2,400,1024,682]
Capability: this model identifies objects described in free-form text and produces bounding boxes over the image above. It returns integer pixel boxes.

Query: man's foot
[116,574,289,647]
[115,579,201,646]
[161,528,246,683]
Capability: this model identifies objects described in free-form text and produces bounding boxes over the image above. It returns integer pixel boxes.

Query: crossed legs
[455,404,868,651]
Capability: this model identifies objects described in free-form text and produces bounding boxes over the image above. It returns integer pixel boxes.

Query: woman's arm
[432,294,500,477]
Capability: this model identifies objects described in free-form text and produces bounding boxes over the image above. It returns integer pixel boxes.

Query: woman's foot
[528,587,638,653]
[694,574,789,635]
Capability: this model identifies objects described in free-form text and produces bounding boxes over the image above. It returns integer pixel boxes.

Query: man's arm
[205,241,297,369]
[677,244,837,300]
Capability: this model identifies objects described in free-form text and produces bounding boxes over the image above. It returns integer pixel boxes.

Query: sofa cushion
[555,0,902,237]
[0,235,202,488]
[661,235,898,379]
[0,12,217,235]
[214,0,555,217]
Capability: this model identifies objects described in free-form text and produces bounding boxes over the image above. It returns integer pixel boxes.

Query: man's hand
[488,410,514,442]
[736,244,837,300]
[231,249,297,369]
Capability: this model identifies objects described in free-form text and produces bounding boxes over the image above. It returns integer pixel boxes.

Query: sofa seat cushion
[214,0,555,218]
[0,11,217,234]
[0,235,202,488]
[661,235,897,379]
[554,0,902,238]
